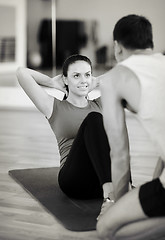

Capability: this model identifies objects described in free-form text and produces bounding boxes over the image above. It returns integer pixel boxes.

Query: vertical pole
[51,0,56,76]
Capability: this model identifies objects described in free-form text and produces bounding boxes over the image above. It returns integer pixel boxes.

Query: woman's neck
[66,95,88,108]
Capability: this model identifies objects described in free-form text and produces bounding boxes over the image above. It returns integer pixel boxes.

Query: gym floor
[0,107,159,240]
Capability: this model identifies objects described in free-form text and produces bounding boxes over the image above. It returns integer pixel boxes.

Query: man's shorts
[139,178,165,217]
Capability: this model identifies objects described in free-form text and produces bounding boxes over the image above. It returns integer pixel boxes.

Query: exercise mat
[9,167,102,231]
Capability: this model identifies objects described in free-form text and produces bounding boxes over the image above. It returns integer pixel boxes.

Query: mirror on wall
[0,0,26,74]
[26,0,114,75]
[0,5,15,63]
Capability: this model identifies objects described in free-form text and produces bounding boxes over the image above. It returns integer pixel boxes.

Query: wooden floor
[0,108,159,240]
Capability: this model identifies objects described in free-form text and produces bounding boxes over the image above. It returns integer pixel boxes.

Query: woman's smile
[77,85,88,89]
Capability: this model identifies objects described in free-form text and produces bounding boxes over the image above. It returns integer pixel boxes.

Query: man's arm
[100,68,131,201]
[153,157,165,179]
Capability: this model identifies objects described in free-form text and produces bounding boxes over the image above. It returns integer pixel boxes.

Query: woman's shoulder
[89,97,102,108]
[48,97,66,121]
[52,97,69,107]
[91,96,101,103]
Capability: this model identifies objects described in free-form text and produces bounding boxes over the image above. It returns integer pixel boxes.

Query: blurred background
[0,0,165,108]
[0,1,164,238]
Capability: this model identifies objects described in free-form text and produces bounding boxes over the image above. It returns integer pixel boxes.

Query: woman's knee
[87,111,102,118]
[85,112,103,124]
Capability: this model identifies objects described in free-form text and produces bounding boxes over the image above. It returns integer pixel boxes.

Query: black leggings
[58,112,111,199]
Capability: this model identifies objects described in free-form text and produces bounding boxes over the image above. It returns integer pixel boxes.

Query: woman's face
[64,60,92,97]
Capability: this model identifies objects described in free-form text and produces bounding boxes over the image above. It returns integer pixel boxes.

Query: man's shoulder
[100,64,136,90]
[100,64,140,112]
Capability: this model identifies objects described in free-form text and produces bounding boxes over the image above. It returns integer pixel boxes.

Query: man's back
[119,53,165,159]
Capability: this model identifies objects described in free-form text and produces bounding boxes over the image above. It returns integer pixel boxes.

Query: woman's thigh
[58,144,103,199]
[58,113,104,199]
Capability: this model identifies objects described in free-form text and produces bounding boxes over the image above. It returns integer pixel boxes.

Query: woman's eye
[74,74,79,78]
[86,73,91,78]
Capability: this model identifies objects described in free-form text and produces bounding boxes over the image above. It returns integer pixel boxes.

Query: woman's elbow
[16,66,25,76]
[16,67,27,84]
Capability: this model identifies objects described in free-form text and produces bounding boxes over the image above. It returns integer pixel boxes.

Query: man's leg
[97,167,165,240]
[97,186,146,240]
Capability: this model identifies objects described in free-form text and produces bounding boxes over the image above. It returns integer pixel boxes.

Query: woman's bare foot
[97,197,114,221]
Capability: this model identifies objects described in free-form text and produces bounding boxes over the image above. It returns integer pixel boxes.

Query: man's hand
[97,198,114,221]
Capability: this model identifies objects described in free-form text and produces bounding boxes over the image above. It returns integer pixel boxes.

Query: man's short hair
[113,14,154,50]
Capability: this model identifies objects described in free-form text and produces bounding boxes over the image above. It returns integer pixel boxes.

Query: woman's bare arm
[16,67,65,118]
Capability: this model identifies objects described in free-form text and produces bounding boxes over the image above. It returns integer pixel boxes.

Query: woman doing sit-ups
[17,54,115,204]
